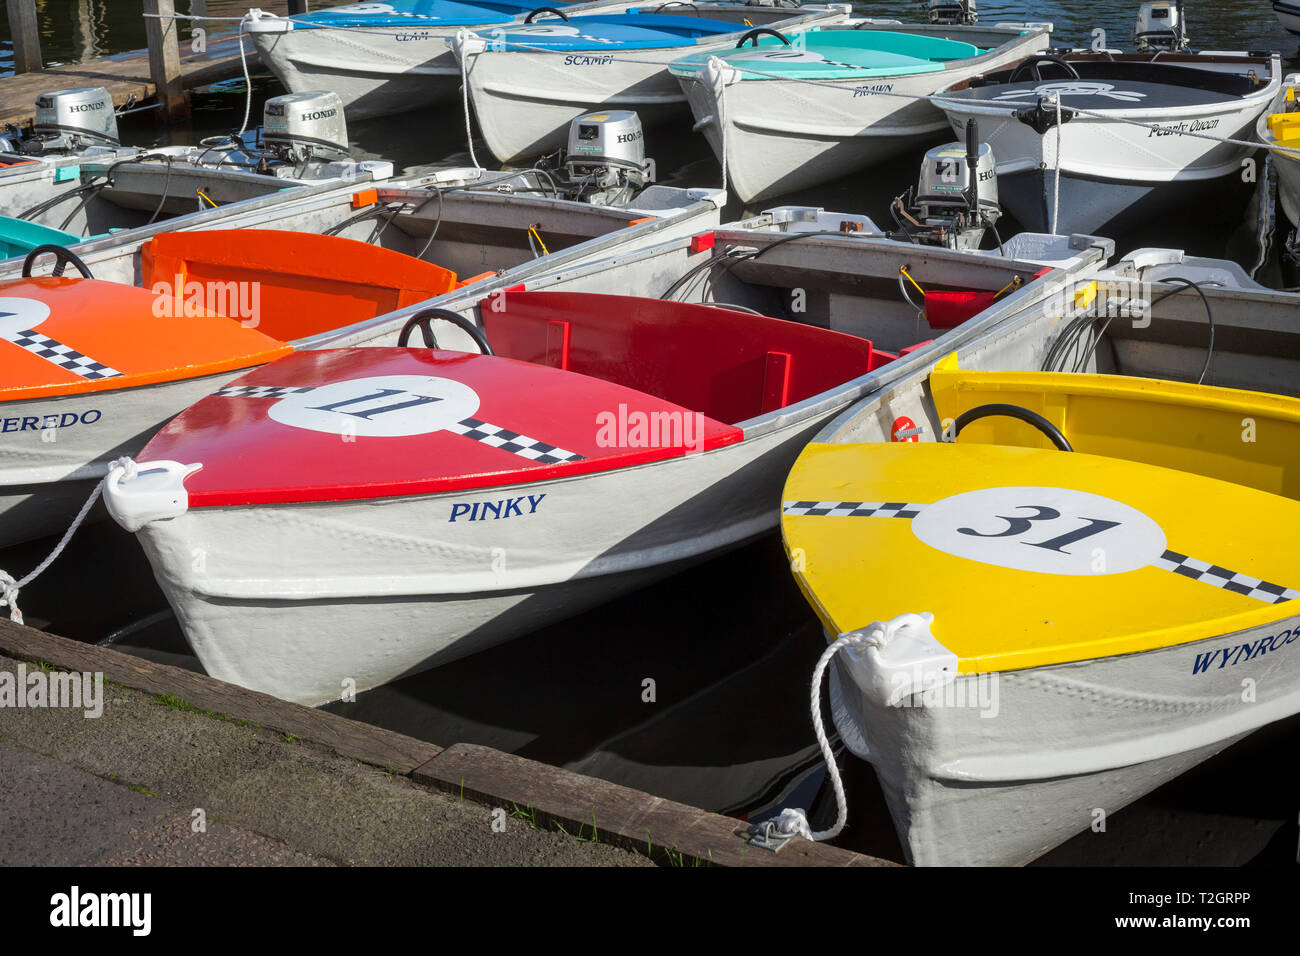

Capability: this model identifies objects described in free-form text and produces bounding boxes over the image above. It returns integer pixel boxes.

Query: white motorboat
[670,21,1051,204]
[932,51,1279,235]
[1274,1,1300,37]
[0,87,394,262]
[98,211,1109,704]
[774,248,1300,866]
[0,113,726,551]
[244,0,628,121]
[451,4,850,164]
[1258,72,1300,241]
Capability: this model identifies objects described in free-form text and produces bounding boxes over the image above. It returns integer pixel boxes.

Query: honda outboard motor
[1134,1,1189,53]
[536,111,656,207]
[891,119,1000,251]
[0,87,120,155]
[262,91,350,166]
[189,90,352,177]
[926,0,976,26]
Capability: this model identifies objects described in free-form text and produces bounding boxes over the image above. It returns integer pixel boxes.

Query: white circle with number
[269,375,480,438]
[910,486,1166,576]
[730,49,826,63]
[0,297,51,337]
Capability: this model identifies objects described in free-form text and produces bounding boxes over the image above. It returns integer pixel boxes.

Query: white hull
[1276,150,1300,229]
[0,374,241,548]
[459,40,747,164]
[0,156,86,221]
[938,78,1276,233]
[829,592,1300,866]
[136,407,846,705]
[1258,74,1300,230]
[248,19,465,120]
[1276,3,1300,36]
[676,29,1049,204]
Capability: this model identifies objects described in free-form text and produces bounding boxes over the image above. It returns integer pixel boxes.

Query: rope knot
[0,570,23,625]
[773,808,813,839]
[108,456,138,482]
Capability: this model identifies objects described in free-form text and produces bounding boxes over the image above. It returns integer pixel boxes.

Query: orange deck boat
[0,228,492,547]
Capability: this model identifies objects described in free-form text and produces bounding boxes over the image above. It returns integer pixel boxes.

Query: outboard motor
[891,119,1000,251]
[925,0,976,26]
[536,111,656,207]
[1134,1,1189,53]
[261,91,350,166]
[0,87,120,155]
[189,90,352,177]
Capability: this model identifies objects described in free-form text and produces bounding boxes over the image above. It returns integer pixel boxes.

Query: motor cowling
[262,91,350,166]
[18,87,120,154]
[893,119,1000,251]
[915,141,998,222]
[562,111,655,207]
[1134,1,1189,53]
[926,0,977,26]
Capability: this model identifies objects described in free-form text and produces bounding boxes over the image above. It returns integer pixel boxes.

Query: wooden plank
[143,0,189,122]
[413,742,895,867]
[0,619,441,774]
[0,32,261,128]
[4,0,42,75]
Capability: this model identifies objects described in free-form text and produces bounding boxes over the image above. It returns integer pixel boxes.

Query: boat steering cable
[1149,276,1215,385]
[21,244,93,279]
[1042,275,1215,384]
[947,403,1073,451]
[16,151,171,227]
[662,229,888,304]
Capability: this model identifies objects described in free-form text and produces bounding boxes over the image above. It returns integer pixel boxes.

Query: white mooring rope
[770,621,893,843]
[1050,91,1062,236]
[236,28,253,136]
[0,457,136,625]
[702,56,731,196]
[453,30,482,170]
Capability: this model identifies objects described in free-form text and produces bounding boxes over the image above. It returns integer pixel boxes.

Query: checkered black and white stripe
[213,385,315,399]
[782,500,927,519]
[1155,549,1299,605]
[4,330,120,380]
[450,417,584,465]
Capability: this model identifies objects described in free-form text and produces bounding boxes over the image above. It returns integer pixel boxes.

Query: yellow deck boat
[774,271,1300,866]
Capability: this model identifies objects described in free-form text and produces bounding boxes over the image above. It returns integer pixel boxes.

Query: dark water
[1,1,1297,865]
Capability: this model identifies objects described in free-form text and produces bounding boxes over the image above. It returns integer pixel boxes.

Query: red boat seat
[484,292,893,424]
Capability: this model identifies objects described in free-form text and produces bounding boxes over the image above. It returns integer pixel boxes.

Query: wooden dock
[0,618,895,867]
[0,30,262,128]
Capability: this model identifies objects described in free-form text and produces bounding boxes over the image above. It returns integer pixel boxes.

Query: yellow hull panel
[782,441,1300,674]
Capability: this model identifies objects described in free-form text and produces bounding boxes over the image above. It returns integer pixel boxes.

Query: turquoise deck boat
[669,21,1051,203]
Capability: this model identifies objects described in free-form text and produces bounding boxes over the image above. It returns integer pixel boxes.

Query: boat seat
[0,216,85,261]
[141,229,480,343]
[929,353,1300,501]
[484,291,893,424]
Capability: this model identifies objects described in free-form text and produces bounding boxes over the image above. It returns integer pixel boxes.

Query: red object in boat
[923,290,1001,330]
[891,416,921,443]
[141,293,888,507]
